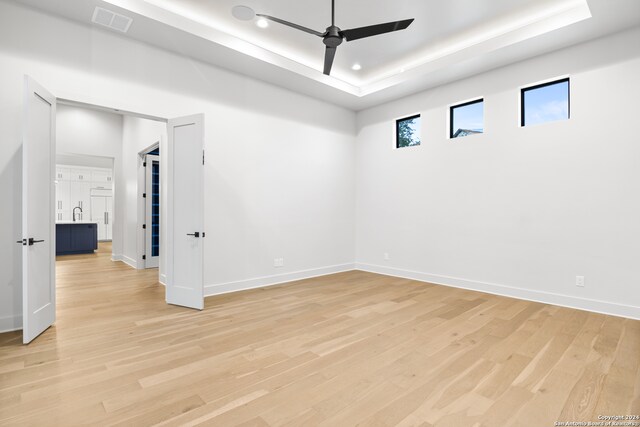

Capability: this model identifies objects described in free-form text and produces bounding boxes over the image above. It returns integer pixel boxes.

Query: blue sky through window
[451,100,484,138]
[523,80,569,126]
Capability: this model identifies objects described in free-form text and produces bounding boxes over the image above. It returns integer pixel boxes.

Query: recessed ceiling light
[231,5,256,21]
[352,63,362,71]
[256,18,269,28]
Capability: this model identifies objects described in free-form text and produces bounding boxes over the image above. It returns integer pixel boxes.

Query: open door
[21,76,56,343]
[144,154,160,268]
[165,114,204,310]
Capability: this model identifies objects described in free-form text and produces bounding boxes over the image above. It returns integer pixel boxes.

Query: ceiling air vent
[92,7,133,33]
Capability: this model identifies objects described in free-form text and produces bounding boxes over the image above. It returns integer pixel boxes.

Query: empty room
[0,0,639,426]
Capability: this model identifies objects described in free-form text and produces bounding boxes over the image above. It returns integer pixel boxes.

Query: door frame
[21,88,207,344]
[136,142,161,270]
[57,98,168,270]
[29,94,205,343]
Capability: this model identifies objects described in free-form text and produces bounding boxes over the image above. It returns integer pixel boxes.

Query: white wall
[56,153,114,169]
[0,1,356,331]
[355,27,640,319]
[57,105,123,157]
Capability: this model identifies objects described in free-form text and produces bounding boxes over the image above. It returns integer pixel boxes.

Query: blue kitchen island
[56,222,98,255]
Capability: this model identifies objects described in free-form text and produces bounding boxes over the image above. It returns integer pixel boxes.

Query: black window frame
[395,114,421,149]
[449,98,484,139]
[520,77,570,127]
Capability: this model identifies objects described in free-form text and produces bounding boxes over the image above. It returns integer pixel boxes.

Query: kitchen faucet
[73,206,83,222]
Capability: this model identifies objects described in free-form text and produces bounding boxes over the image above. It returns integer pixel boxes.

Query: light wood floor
[1,243,639,426]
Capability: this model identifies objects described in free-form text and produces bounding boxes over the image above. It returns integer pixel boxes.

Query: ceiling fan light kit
[233,0,414,76]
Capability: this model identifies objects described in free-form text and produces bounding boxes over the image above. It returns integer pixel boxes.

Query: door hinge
[202,150,205,165]
[142,255,146,260]
[143,193,146,198]
[143,224,146,229]
[143,162,147,167]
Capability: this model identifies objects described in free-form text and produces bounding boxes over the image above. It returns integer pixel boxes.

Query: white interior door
[21,76,56,344]
[145,154,160,268]
[166,115,204,310]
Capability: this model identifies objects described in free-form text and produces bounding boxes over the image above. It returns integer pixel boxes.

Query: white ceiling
[13,0,640,110]
[144,0,555,81]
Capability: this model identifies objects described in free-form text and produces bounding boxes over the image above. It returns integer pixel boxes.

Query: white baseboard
[0,315,22,333]
[111,254,137,269]
[205,263,356,297]
[356,263,640,321]
[159,274,167,286]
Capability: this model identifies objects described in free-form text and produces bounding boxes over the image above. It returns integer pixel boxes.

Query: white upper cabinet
[91,169,113,184]
[55,167,70,181]
[69,181,92,216]
[55,165,114,227]
[70,169,90,181]
[56,180,70,211]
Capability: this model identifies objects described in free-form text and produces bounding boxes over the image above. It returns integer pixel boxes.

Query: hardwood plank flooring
[1,243,639,426]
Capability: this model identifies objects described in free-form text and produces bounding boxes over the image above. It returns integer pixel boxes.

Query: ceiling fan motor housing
[323,26,343,47]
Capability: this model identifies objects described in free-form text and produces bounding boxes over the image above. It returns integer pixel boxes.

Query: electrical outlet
[274,258,284,268]
[576,276,585,287]
[384,253,390,261]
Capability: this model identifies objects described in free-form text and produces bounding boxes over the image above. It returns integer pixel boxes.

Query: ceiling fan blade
[340,18,414,42]
[323,46,337,75]
[256,14,325,37]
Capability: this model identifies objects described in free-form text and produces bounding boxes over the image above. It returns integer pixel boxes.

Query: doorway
[21,76,206,344]
[55,153,114,249]
[139,144,161,269]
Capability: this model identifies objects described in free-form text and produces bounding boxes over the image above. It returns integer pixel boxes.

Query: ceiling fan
[232,1,415,76]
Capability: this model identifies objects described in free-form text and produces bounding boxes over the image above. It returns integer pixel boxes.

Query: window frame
[395,113,422,149]
[449,98,484,139]
[520,77,570,127]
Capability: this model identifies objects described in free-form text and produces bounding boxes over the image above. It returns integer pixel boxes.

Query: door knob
[186,232,200,238]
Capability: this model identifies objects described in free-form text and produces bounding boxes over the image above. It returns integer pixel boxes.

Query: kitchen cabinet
[56,180,71,215]
[55,167,70,181]
[70,181,91,219]
[91,170,113,184]
[90,190,113,241]
[55,165,114,237]
[70,168,90,182]
[56,223,98,255]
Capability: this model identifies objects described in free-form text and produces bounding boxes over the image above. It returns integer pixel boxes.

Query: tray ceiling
[12,0,640,110]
